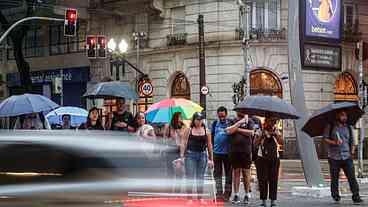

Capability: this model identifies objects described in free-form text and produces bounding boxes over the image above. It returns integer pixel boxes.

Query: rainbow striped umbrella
[145,98,203,123]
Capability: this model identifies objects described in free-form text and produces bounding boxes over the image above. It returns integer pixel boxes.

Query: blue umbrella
[83,81,138,100]
[46,106,88,127]
[0,94,59,117]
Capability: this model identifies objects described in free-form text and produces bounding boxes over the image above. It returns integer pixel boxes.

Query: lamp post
[107,38,128,81]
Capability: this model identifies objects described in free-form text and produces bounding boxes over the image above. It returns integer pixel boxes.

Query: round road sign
[201,86,209,95]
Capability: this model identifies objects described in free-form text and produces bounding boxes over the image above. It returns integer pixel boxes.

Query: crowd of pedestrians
[37,97,363,206]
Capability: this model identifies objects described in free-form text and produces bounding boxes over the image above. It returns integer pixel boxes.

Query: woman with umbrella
[163,112,186,192]
[254,116,283,207]
[234,95,300,206]
[78,107,104,130]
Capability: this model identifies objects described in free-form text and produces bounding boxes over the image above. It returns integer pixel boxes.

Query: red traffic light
[86,35,97,58]
[97,36,106,48]
[66,8,77,22]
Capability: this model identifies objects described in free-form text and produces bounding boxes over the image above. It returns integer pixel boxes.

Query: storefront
[6,67,90,108]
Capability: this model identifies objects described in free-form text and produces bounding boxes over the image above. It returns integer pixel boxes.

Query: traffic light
[64,8,77,37]
[86,35,97,58]
[97,35,107,58]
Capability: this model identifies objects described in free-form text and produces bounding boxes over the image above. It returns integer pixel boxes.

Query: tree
[0,0,38,92]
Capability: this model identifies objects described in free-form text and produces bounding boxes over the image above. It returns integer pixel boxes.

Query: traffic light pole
[239,0,250,97]
[0,17,64,44]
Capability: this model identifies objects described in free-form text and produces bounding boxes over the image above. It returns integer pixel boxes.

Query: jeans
[185,150,208,199]
[328,158,360,199]
[214,153,232,199]
[256,156,280,201]
[165,146,183,193]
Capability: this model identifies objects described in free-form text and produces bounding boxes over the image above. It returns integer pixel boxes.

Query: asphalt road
[0,178,367,207]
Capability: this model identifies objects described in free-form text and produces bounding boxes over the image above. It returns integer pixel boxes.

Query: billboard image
[305,0,341,40]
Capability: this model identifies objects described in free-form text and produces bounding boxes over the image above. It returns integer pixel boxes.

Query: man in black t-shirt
[226,111,254,205]
[111,99,135,132]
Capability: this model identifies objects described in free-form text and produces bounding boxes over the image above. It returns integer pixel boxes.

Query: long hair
[86,107,103,128]
[170,112,183,129]
[133,112,146,128]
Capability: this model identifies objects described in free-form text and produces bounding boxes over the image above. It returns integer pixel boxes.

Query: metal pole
[357,41,365,178]
[240,1,250,97]
[0,17,64,44]
[198,14,206,116]
[287,0,325,187]
[60,69,63,106]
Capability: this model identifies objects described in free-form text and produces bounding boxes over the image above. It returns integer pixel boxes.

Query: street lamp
[107,38,117,52]
[118,39,128,54]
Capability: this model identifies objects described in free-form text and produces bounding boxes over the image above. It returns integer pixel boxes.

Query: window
[49,22,86,55]
[171,72,190,100]
[171,6,185,34]
[344,3,357,27]
[250,0,280,30]
[7,26,44,60]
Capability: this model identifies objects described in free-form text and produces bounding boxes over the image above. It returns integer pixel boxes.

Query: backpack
[261,134,278,160]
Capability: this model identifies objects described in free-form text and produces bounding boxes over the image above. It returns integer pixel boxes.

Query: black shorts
[229,152,251,169]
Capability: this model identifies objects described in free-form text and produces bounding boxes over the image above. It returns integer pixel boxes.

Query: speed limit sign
[140,81,154,97]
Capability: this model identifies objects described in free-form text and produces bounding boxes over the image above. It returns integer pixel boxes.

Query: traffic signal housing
[64,8,77,37]
[97,35,107,58]
[86,35,97,59]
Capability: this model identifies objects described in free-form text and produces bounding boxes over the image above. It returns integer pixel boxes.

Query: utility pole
[357,41,365,178]
[287,0,325,187]
[239,0,251,97]
[198,14,206,116]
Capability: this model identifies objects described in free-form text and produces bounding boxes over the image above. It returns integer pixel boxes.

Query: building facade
[0,0,367,158]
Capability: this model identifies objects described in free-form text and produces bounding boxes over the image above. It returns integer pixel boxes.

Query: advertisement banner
[305,0,341,40]
[303,44,341,70]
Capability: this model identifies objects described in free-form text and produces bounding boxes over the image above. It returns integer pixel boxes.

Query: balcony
[236,28,287,41]
[166,33,187,46]
[343,24,362,43]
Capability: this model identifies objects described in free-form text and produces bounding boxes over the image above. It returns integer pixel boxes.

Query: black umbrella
[234,95,300,120]
[83,81,138,100]
[302,102,364,137]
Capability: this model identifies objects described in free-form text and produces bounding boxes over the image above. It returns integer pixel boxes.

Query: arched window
[171,72,191,100]
[250,69,283,98]
[334,72,358,102]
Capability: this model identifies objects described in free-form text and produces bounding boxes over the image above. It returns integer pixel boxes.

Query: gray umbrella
[0,93,59,117]
[302,102,364,137]
[234,95,300,120]
[83,81,138,100]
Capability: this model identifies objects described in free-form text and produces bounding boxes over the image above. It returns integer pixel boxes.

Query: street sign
[201,86,209,95]
[53,77,63,94]
[140,81,153,97]
[302,44,341,71]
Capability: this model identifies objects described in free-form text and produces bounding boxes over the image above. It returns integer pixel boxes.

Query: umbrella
[83,81,138,100]
[145,98,203,123]
[234,95,300,120]
[302,102,364,137]
[46,106,88,127]
[0,93,59,117]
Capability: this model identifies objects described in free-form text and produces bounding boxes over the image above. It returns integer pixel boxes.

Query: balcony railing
[343,24,362,42]
[167,33,187,46]
[236,28,287,41]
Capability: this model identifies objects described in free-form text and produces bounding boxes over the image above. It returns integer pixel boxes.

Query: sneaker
[232,195,241,205]
[259,200,267,206]
[353,197,363,205]
[271,200,277,207]
[333,196,341,203]
[243,195,249,205]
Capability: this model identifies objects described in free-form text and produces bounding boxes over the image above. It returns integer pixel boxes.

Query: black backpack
[261,135,278,160]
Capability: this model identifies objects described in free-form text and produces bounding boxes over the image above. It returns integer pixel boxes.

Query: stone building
[0,0,367,158]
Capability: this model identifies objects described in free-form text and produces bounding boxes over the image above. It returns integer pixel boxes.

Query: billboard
[305,0,341,40]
